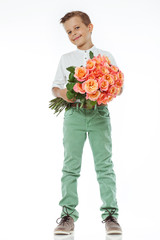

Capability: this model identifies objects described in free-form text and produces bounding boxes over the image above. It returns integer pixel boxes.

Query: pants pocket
[97,107,110,118]
[64,108,74,119]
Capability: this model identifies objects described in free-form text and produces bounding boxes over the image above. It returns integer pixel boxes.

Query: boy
[52,11,123,235]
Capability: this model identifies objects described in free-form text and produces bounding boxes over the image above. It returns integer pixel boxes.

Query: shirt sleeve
[108,52,118,67]
[51,55,66,96]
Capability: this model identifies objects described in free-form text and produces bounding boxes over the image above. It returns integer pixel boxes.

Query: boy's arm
[51,55,66,97]
[52,87,76,103]
[51,55,76,103]
[52,87,62,98]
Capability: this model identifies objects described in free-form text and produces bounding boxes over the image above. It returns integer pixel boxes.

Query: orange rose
[73,82,85,94]
[74,67,89,82]
[117,70,124,81]
[86,59,96,71]
[110,65,119,73]
[104,56,111,65]
[114,79,124,88]
[108,85,118,97]
[97,92,113,105]
[86,72,96,80]
[113,74,118,81]
[98,77,109,91]
[82,78,98,94]
[105,74,115,85]
[101,65,109,75]
[86,90,101,101]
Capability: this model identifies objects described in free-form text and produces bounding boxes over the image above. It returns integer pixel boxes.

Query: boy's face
[63,16,93,48]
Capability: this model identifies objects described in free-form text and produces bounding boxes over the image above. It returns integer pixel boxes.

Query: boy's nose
[73,34,78,40]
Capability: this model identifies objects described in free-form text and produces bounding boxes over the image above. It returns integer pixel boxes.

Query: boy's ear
[88,23,93,33]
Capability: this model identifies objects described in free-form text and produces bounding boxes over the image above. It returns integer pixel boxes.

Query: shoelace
[56,206,75,225]
[101,208,119,224]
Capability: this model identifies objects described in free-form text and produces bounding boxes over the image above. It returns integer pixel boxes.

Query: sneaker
[54,206,75,235]
[102,208,122,235]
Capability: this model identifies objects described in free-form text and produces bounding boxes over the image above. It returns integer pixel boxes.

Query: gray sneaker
[102,208,122,235]
[54,206,75,235]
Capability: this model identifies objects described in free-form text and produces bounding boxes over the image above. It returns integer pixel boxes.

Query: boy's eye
[68,26,80,34]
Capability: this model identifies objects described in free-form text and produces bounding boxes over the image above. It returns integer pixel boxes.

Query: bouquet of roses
[49,51,124,116]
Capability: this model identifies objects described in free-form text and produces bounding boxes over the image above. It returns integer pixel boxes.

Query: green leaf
[89,51,94,59]
[86,99,97,109]
[76,92,85,100]
[66,66,76,73]
[66,91,75,99]
[90,100,97,106]
[66,82,75,91]
[68,72,76,82]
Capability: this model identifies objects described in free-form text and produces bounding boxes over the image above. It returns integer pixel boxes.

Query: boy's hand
[117,86,123,96]
[60,88,76,103]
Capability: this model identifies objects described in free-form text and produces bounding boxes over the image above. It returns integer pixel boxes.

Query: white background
[0,0,160,240]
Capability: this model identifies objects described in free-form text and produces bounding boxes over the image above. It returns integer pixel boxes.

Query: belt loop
[76,102,79,110]
[94,103,97,111]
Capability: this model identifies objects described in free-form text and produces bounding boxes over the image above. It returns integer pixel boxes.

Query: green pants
[59,103,119,222]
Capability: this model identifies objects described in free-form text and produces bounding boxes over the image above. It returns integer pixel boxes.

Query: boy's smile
[63,16,94,50]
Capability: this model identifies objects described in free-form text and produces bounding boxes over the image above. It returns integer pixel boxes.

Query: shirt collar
[76,45,96,53]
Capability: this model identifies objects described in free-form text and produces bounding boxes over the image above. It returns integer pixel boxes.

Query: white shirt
[51,45,118,102]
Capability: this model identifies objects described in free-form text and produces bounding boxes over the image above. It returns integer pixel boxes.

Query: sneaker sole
[106,230,122,235]
[54,230,74,235]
